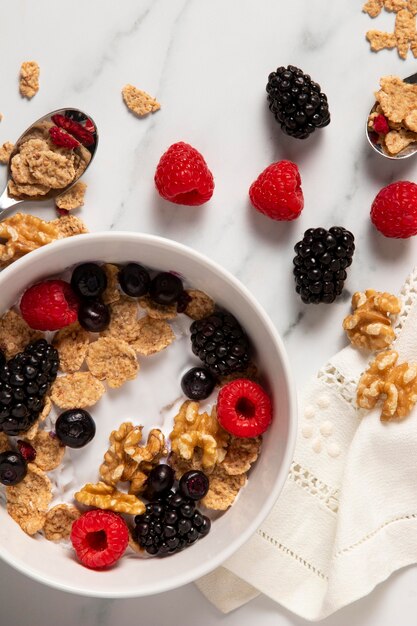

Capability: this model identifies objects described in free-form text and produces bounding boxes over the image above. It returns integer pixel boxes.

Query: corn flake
[52,322,89,373]
[86,337,139,389]
[102,264,121,305]
[184,289,215,320]
[201,466,247,511]
[30,430,65,471]
[6,463,52,535]
[130,316,175,356]
[122,84,160,117]
[0,310,42,359]
[43,504,80,541]
[0,142,14,164]
[51,372,105,409]
[220,436,261,475]
[55,181,87,211]
[102,296,139,342]
[138,295,177,320]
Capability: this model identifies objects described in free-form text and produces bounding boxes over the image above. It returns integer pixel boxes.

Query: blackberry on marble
[293,227,355,304]
[266,65,330,139]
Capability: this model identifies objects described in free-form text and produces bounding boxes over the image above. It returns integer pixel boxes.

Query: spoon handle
[0,186,22,218]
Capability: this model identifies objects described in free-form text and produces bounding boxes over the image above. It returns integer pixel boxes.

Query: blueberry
[149,272,183,305]
[179,470,209,500]
[78,300,110,332]
[55,409,95,448]
[181,367,216,401]
[71,263,107,298]
[119,263,150,297]
[0,451,27,486]
[146,464,175,498]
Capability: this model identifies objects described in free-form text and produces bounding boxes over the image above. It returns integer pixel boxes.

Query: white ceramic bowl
[0,232,296,598]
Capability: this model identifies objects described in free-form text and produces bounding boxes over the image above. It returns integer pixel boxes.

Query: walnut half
[343,289,401,351]
[357,350,417,420]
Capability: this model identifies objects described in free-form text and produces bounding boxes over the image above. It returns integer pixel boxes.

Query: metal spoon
[366,72,417,160]
[0,108,98,218]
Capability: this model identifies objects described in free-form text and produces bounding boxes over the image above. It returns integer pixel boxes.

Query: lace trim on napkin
[394,266,417,336]
[289,462,340,513]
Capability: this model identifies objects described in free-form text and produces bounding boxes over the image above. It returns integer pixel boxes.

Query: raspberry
[249,160,304,221]
[84,118,95,133]
[17,440,36,462]
[51,114,95,147]
[70,509,129,569]
[371,181,417,238]
[49,126,80,150]
[154,142,214,206]
[20,280,79,331]
[216,379,272,438]
[373,114,390,135]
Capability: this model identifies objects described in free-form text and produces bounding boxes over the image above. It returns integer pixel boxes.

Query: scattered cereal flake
[51,214,89,237]
[86,337,139,389]
[384,128,417,153]
[366,30,398,51]
[29,430,66,471]
[220,436,261,476]
[384,0,407,11]
[395,9,416,57]
[8,179,50,198]
[102,264,121,305]
[184,289,215,320]
[19,61,40,99]
[138,295,177,320]
[201,466,247,510]
[102,296,139,342]
[26,149,75,189]
[51,372,105,409]
[74,481,146,515]
[363,0,383,17]
[52,322,89,373]
[408,0,417,14]
[0,142,14,164]
[0,310,42,359]
[130,316,175,356]
[43,504,81,541]
[6,463,52,535]
[0,432,11,453]
[55,181,87,211]
[122,84,160,117]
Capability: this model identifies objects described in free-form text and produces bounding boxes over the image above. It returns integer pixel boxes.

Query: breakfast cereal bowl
[0,231,296,598]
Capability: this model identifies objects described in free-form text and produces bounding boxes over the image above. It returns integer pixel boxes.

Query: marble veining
[1,0,417,624]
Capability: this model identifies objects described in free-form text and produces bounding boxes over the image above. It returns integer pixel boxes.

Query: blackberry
[266,65,330,139]
[293,227,355,304]
[190,311,250,376]
[134,490,211,556]
[0,339,59,436]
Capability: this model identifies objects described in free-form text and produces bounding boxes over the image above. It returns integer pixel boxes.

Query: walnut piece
[74,482,145,515]
[0,214,60,268]
[343,289,401,350]
[100,423,167,494]
[170,401,229,470]
[357,350,417,420]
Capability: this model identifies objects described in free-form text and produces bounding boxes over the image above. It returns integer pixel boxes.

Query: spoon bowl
[0,108,98,217]
[366,72,417,160]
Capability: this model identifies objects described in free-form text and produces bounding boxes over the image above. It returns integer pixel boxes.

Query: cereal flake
[220,436,262,475]
[52,322,89,373]
[183,289,215,320]
[29,430,65,471]
[6,464,52,535]
[384,128,417,153]
[122,84,160,117]
[26,149,75,189]
[19,61,40,99]
[55,181,87,211]
[138,295,177,320]
[363,0,384,17]
[0,432,11,454]
[201,466,247,511]
[0,142,14,164]
[130,316,175,356]
[43,504,80,541]
[51,214,89,238]
[0,310,42,359]
[25,396,52,440]
[102,264,121,305]
[102,296,139,342]
[51,372,105,409]
[86,337,139,389]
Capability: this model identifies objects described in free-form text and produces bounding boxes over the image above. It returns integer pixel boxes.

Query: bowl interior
[0,232,296,597]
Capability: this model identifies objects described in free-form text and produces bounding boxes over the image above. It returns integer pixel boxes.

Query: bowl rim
[0,231,297,598]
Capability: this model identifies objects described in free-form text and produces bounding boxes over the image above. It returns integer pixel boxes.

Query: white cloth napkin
[196,268,417,620]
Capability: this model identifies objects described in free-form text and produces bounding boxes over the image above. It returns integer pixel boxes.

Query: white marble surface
[1,0,417,623]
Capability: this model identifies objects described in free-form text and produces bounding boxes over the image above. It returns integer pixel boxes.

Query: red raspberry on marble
[154,142,214,206]
[371,181,417,238]
[373,114,390,135]
[216,378,273,438]
[20,280,79,331]
[249,160,304,221]
[70,509,129,569]
[49,126,80,150]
